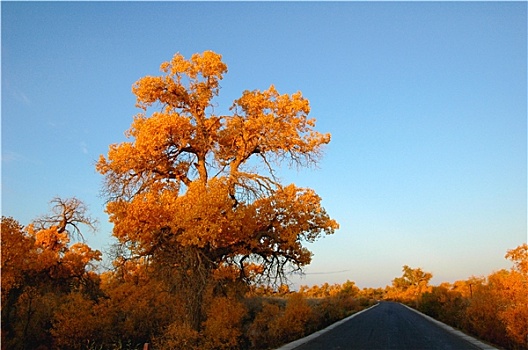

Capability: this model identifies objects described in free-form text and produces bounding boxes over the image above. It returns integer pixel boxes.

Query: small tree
[389,265,432,306]
[97,51,338,331]
[1,198,100,349]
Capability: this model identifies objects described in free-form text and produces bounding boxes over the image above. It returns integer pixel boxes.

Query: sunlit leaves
[0,199,101,349]
[387,265,433,306]
[97,50,338,336]
[0,217,34,303]
[133,51,227,113]
[505,243,528,275]
[219,85,330,178]
[50,293,100,349]
[202,297,246,350]
[97,51,337,284]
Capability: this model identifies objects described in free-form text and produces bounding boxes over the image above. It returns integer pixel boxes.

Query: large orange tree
[97,51,338,330]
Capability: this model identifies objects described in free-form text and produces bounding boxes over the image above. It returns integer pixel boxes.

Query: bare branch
[33,197,98,242]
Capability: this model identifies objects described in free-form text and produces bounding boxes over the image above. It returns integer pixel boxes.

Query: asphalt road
[291,302,484,350]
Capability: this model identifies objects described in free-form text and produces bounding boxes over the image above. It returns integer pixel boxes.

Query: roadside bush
[247,301,282,349]
[202,296,246,350]
[271,294,314,343]
[312,297,349,329]
[154,321,201,350]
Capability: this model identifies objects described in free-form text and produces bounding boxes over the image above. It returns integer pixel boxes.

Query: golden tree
[388,265,433,306]
[97,51,338,331]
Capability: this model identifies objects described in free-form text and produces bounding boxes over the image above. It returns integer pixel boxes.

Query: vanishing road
[283,302,496,350]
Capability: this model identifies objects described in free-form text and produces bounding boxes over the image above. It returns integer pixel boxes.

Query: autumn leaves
[95,51,338,339]
[1,199,102,349]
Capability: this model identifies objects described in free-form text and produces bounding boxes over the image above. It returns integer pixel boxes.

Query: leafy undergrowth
[242,292,376,349]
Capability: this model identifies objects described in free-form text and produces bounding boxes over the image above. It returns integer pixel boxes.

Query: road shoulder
[400,303,499,350]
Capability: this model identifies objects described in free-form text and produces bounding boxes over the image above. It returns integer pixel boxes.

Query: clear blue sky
[2,2,526,288]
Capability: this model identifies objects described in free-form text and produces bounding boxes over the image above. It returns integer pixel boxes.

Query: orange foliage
[97,262,177,346]
[1,217,35,304]
[155,321,201,350]
[299,280,359,299]
[202,297,247,349]
[248,301,282,349]
[386,265,433,307]
[275,294,313,343]
[420,284,469,329]
[50,293,100,349]
[1,199,101,350]
[97,50,337,332]
[506,243,528,275]
[464,246,528,348]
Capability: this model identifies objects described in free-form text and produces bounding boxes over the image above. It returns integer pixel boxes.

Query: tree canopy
[96,50,338,329]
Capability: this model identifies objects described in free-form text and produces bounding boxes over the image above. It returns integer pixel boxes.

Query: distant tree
[359,287,385,302]
[97,51,338,331]
[339,280,360,298]
[392,265,433,289]
[505,243,528,275]
[388,265,432,305]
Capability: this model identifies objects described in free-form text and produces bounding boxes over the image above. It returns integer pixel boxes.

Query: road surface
[284,302,494,350]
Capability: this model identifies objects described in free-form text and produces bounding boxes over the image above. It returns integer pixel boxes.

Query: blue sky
[2,2,526,288]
